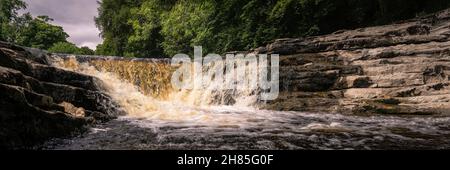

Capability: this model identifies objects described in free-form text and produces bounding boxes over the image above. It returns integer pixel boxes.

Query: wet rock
[59,102,86,117]
[85,110,115,123]
[0,41,122,149]
[0,83,88,149]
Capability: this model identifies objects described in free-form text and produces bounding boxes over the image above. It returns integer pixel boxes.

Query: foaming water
[45,55,450,150]
[50,56,268,126]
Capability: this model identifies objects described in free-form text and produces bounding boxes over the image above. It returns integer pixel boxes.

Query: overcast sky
[21,0,102,49]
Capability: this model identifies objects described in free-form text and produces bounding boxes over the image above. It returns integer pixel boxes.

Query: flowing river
[42,56,450,150]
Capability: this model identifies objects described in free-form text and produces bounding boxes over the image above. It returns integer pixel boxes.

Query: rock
[0,41,123,149]
[259,9,450,115]
[0,83,88,149]
[59,102,86,117]
[85,110,115,123]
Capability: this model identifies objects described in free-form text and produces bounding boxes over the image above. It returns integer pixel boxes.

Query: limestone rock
[259,9,450,115]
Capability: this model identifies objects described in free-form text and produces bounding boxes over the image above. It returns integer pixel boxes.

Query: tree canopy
[95,0,450,58]
[3,0,450,57]
[1,0,95,54]
[47,42,94,55]
[0,0,26,41]
[14,15,69,49]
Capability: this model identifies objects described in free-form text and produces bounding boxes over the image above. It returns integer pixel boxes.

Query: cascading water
[43,55,450,150]
[50,55,263,125]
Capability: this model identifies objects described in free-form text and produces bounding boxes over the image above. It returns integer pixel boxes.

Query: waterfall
[49,55,264,126]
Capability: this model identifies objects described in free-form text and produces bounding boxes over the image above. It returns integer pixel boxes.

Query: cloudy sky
[21,0,102,49]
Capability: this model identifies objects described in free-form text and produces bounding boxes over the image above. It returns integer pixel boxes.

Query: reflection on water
[45,56,450,150]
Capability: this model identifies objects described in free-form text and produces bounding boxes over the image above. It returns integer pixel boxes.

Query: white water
[50,56,272,126]
[45,56,450,150]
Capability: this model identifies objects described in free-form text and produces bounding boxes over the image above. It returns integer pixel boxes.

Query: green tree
[160,0,215,56]
[95,0,144,56]
[0,0,26,41]
[48,42,95,55]
[47,42,81,54]
[79,46,95,55]
[1,0,81,51]
[126,0,176,57]
[95,40,118,56]
[95,0,450,58]
[14,15,69,49]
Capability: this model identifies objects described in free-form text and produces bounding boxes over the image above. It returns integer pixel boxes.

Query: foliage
[48,42,82,54]
[1,0,73,50]
[4,0,450,57]
[125,0,177,57]
[48,42,95,55]
[160,0,215,56]
[79,46,95,55]
[95,41,117,56]
[94,0,144,56]
[14,15,69,49]
[94,0,450,58]
[0,0,26,41]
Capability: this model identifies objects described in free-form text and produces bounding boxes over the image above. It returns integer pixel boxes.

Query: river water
[42,56,450,150]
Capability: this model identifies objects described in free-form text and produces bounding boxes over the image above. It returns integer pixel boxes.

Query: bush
[48,42,94,55]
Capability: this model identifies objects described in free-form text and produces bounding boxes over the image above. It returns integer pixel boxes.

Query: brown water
[43,55,450,150]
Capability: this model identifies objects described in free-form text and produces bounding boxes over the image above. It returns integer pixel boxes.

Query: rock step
[336,74,425,89]
[343,84,450,99]
[360,62,450,76]
[401,94,450,104]
[0,83,88,149]
[0,41,122,149]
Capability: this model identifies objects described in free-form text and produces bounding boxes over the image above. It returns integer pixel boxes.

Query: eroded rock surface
[0,42,122,149]
[258,9,450,115]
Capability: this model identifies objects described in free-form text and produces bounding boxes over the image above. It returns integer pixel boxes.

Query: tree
[47,42,82,54]
[95,42,116,56]
[1,0,83,52]
[95,0,450,58]
[14,15,69,49]
[79,46,95,55]
[95,0,144,56]
[0,0,26,41]
[126,0,176,57]
[48,42,95,55]
[160,0,215,56]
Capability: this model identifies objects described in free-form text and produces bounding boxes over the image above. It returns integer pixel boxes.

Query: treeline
[2,0,450,57]
[0,0,94,55]
[95,0,450,58]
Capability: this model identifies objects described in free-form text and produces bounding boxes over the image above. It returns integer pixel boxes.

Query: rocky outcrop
[0,42,122,149]
[257,9,450,115]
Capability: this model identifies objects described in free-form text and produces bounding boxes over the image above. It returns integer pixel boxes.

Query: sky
[21,0,102,50]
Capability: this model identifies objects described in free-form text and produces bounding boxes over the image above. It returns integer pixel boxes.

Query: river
[42,56,450,150]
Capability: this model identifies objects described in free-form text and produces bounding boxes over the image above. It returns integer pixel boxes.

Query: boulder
[0,41,122,149]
